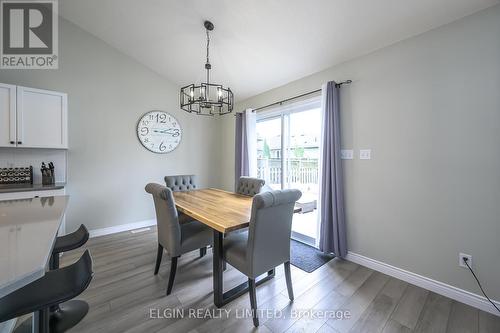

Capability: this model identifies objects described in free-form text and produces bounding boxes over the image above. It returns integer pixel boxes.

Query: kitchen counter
[0,182,66,194]
[0,195,69,298]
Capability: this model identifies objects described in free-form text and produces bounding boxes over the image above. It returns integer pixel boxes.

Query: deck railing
[257,158,318,185]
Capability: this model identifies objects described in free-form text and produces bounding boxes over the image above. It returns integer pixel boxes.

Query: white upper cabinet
[0,83,17,148]
[16,86,68,149]
[0,83,68,149]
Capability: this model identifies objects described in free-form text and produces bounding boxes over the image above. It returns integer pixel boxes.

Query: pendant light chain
[206,28,210,85]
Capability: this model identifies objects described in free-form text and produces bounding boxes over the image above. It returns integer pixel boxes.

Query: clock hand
[152,128,180,135]
[152,129,168,134]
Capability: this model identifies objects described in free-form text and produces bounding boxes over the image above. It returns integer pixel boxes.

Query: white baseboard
[89,219,156,238]
[345,251,500,317]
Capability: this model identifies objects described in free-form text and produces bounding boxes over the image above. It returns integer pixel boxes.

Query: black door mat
[290,239,335,273]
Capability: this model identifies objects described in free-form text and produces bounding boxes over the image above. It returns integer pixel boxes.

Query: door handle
[17,141,22,145]
[10,141,15,144]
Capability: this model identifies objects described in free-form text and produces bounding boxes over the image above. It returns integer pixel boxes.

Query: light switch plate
[360,149,371,160]
[341,149,353,160]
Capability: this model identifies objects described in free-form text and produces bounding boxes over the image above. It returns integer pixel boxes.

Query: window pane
[256,117,281,190]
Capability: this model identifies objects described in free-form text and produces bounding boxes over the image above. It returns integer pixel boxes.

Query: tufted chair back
[236,177,265,196]
[165,175,197,192]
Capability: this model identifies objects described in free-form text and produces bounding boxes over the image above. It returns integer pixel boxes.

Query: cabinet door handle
[17,141,22,145]
[10,141,15,144]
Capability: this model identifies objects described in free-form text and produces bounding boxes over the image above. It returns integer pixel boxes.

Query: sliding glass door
[256,97,321,246]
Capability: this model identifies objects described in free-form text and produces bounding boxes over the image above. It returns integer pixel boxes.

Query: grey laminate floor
[56,227,499,333]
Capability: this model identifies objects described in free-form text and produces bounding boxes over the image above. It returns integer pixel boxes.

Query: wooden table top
[173,188,253,233]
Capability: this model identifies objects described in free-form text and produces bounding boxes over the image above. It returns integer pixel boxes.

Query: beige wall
[0,18,220,231]
[219,5,500,299]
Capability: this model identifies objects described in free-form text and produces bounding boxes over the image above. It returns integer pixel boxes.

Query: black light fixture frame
[180,20,234,116]
[180,83,233,116]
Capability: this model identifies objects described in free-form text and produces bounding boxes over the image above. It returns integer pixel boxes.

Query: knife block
[42,171,55,185]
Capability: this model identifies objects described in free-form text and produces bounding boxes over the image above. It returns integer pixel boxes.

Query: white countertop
[0,195,69,298]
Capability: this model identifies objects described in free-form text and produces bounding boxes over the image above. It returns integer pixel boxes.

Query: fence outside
[257,158,319,186]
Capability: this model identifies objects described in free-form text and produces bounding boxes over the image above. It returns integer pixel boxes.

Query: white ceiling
[60,0,498,102]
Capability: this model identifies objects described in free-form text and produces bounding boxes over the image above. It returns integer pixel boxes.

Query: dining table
[0,195,69,333]
[172,188,299,307]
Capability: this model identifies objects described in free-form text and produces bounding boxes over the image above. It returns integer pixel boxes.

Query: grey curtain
[234,112,249,188]
[319,81,347,258]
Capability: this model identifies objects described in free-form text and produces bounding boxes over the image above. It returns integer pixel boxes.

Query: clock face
[137,111,182,153]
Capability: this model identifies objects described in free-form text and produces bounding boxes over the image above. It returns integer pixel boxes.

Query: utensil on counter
[41,162,55,185]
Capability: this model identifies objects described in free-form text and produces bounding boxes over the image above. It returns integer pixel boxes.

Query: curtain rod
[243,80,352,113]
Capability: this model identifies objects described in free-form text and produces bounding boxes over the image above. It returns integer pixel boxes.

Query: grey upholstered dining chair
[236,176,265,196]
[145,183,213,295]
[223,189,302,326]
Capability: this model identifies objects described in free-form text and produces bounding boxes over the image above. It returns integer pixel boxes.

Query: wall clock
[137,111,182,153]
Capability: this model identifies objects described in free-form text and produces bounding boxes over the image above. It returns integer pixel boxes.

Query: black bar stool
[0,250,93,333]
[50,224,89,270]
[49,224,90,332]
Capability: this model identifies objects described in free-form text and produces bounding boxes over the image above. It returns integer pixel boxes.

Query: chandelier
[180,21,234,116]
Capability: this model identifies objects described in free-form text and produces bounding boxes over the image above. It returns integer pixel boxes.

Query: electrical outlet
[459,253,472,268]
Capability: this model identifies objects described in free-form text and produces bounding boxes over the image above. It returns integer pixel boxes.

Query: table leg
[212,230,275,308]
[213,230,224,307]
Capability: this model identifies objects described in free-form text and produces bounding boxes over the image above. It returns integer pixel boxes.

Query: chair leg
[49,252,60,270]
[154,244,163,275]
[166,257,178,295]
[36,308,50,333]
[248,278,259,327]
[200,247,207,258]
[284,261,294,301]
